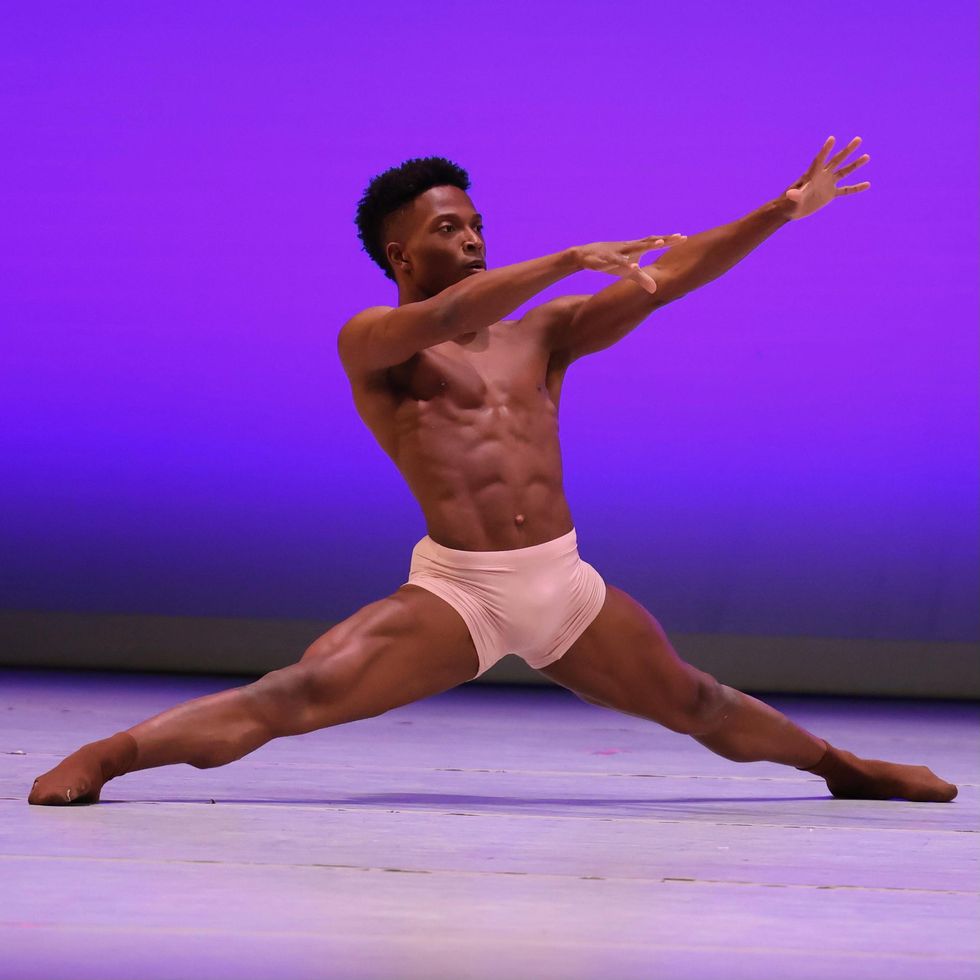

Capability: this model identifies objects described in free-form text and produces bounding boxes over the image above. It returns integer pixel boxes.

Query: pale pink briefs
[405,527,607,678]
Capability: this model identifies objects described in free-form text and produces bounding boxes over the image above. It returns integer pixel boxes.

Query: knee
[250,659,386,735]
[250,665,339,735]
[664,673,732,736]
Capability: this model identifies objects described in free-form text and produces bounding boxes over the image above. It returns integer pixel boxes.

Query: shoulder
[339,305,393,341]
[337,305,394,376]
[337,305,393,352]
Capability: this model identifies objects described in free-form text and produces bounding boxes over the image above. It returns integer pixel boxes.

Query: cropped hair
[355,156,470,281]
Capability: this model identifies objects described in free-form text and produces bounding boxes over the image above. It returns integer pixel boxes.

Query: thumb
[628,264,658,295]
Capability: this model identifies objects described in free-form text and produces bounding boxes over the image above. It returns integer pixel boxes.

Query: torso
[339,300,576,551]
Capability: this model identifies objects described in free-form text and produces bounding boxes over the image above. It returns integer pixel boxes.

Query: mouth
[463,260,486,270]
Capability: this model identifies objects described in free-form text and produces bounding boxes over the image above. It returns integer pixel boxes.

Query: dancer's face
[385,185,486,298]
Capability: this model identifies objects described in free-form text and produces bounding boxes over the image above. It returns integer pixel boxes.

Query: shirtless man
[29,136,957,805]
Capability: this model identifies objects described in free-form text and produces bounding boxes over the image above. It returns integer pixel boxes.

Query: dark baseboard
[1,609,977,699]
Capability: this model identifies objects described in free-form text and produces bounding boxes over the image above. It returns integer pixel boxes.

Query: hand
[782,136,871,220]
[574,234,687,294]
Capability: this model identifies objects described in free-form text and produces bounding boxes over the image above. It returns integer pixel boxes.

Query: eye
[439,224,453,232]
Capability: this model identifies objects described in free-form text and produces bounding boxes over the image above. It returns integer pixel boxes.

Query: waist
[415,526,580,568]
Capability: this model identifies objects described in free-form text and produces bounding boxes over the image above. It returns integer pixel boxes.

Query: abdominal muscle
[395,392,576,552]
[420,480,576,552]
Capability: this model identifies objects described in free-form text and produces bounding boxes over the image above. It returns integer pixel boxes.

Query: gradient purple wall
[2,3,977,646]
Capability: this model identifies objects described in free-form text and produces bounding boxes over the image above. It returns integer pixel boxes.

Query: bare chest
[393,323,550,400]
[348,319,568,459]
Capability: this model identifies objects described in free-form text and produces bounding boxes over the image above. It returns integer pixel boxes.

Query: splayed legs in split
[28,585,483,805]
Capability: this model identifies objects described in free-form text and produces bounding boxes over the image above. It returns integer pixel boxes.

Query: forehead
[412,184,476,219]
[386,185,478,243]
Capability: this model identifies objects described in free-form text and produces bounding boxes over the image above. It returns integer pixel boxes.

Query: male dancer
[30,136,957,805]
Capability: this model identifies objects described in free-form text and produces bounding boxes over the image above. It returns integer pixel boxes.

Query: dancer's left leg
[538,583,957,802]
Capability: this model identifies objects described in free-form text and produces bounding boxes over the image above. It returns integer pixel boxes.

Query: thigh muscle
[251,585,480,736]
[537,584,711,730]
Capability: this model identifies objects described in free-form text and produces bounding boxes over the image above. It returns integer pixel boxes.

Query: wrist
[769,195,796,224]
[562,246,583,273]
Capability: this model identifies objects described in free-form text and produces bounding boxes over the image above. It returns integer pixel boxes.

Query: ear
[386,242,409,274]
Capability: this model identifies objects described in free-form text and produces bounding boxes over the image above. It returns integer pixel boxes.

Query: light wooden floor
[2,668,977,980]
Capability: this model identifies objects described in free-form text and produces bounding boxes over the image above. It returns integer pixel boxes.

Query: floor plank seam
[2,852,977,896]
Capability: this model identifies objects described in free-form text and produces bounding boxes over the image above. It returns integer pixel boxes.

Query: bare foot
[28,732,138,805]
[801,742,958,802]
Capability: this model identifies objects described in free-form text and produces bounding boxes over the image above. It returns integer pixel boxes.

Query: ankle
[101,731,139,779]
[797,738,831,773]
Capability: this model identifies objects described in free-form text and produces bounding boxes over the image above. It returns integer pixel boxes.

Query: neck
[396,276,437,306]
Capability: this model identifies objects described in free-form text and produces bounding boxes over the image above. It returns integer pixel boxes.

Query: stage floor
[1,668,977,980]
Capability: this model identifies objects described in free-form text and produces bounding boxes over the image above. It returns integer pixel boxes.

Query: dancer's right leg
[28,584,480,804]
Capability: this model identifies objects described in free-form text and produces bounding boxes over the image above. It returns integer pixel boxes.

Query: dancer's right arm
[338,249,581,372]
[438,248,582,336]
[339,237,680,371]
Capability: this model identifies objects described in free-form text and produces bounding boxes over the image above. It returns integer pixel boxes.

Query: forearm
[648,196,795,304]
[439,248,581,332]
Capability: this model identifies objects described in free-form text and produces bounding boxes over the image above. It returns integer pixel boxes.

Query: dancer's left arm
[550,136,871,362]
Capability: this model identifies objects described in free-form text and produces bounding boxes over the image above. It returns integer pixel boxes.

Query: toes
[28,778,92,805]
[28,779,48,805]
[28,785,65,805]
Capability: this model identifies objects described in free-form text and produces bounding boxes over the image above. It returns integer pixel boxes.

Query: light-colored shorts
[404,526,607,678]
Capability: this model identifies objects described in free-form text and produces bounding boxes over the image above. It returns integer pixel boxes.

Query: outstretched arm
[551,136,871,362]
[653,135,871,303]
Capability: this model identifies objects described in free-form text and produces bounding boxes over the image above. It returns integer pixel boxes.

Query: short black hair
[355,156,471,281]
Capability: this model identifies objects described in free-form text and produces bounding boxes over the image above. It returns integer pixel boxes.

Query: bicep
[338,300,451,372]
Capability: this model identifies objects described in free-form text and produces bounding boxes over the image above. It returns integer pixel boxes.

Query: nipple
[514,514,525,526]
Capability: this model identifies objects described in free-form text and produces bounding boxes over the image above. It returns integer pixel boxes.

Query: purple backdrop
[2,3,977,646]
